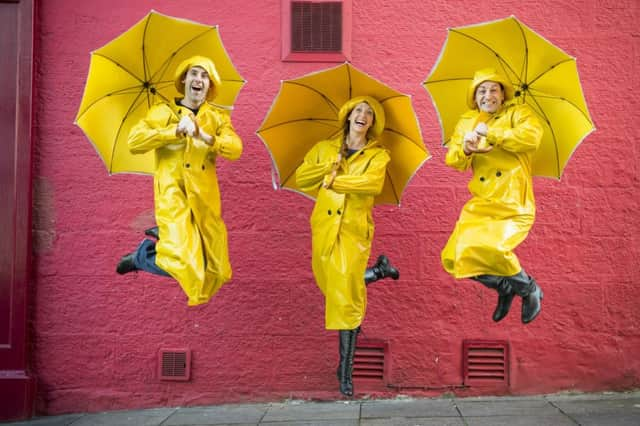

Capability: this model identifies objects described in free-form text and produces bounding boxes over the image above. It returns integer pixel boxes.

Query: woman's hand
[323,152,343,188]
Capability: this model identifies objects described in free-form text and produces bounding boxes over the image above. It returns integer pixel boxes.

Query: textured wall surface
[31,0,639,415]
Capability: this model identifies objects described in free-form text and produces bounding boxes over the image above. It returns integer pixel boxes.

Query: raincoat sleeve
[330,149,390,196]
[444,115,473,171]
[296,142,338,193]
[128,104,179,154]
[485,104,543,152]
[205,109,242,161]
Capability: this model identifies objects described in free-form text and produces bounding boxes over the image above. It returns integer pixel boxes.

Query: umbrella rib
[384,127,426,151]
[107,87,149,173]
[513,18,528,85]
[527,91,594,124]
[451,29,523,86]
[523,93,561,177]
[346,64,353,99]
[92,53,146,85]
[378,94,407,104]
[258,118,339,133]
[285,81,341,114]
[148,27,217,84]
[423,76,470,85]
[142,13,152,85]
[76,85,148,120]
[526,58,575,86]
[384,168,400,205]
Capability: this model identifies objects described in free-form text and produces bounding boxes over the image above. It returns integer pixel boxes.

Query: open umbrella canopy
[75,10,245,175]
[257,63,430,206]
[423,16,595,179]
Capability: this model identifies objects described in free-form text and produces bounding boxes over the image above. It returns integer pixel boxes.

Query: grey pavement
[4,391,640,426]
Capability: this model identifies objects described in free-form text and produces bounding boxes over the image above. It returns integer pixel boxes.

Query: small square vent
[291,1,342,52]
[158,348,191,381]
[353,339,387,383]
[463,340,509,387]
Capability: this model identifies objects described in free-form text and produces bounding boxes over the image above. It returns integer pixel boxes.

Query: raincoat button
[185,163,190,168]
[202,165,205,170]
[337,209,342,215]
[480,176,485,182]
[496,171,502,177]
[328,210,332,215]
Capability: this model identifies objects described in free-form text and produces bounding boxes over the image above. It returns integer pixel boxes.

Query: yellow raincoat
[296,137,390,330]
[441,102,543,278]
[128,101,242,305]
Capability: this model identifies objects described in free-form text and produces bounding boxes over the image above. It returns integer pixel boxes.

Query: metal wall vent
[463,340,509,387]
[158,348,191,381]
[291,1,342,52]
[353,339,387,382]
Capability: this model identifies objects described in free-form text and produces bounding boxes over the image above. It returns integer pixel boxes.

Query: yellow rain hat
[174,55,222,101]
[338,95,386,138]
[467,68,515,109]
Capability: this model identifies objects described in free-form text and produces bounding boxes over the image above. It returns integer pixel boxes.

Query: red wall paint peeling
[30,0,639,415]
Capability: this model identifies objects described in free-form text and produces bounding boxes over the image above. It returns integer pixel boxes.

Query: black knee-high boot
[364,255,399,285]
[508,270,543,324]
[338,329,358,396]
[473,275,515,322]
[472,275,515,322]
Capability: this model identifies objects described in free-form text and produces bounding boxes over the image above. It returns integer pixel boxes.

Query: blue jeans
[133,239,171,277]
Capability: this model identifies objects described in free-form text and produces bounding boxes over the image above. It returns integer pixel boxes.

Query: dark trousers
[132,239,171,277]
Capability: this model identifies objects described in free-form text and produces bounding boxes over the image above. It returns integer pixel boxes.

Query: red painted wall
[30,0,639,415]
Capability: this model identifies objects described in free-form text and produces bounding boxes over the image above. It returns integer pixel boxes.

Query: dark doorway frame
[0,0,36,420]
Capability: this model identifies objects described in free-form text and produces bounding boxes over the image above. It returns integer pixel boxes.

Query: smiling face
[348,102,375,135]
[182,65,211,108]
[475,81,505,113]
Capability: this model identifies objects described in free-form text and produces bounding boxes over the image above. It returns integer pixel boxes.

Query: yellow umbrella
[75,10,245,175]
[423,16,595,179]
[257,62,430,206]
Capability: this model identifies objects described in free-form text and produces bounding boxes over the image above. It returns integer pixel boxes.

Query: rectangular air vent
[291,1,342,52]
[463,340,509,387]
[353,339,387,383]
[158,348,191,381]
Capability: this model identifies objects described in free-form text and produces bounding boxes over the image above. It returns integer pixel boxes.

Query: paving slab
[4,391,640,426]
[549,394,640,415]
[463,415,577,426]
[361,417,465,426]
[361,398,459,418]
[261,421,358,426]
[547,394,640,426]
[262,401,359,423]
[568,413,640,426]
[55,408,174,426]
[163,403,269,425]
[455,397,561,417]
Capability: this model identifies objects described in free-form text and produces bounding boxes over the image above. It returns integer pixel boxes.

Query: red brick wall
[30,0,639,415]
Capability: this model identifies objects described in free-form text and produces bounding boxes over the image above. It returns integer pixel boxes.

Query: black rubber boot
[116,253,139,275]
[509,270,543,324]
[338,329,358,396]
[144,226,159,240]
[473,275,514,322]
[364,255,399,285]
[493,286,515,322]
